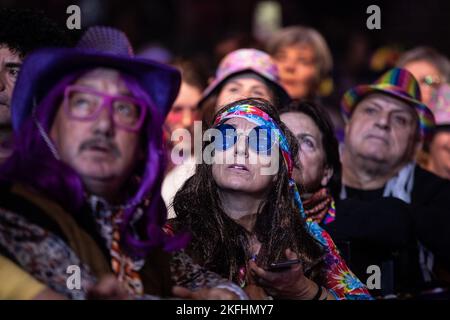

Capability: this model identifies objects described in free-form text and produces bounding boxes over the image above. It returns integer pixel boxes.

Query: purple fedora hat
[11,26,181,130]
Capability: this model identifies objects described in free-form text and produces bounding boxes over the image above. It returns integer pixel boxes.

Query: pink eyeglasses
[63,85,148,132]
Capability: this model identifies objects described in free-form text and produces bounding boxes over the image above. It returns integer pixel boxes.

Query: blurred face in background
[427,130,450,180]
[272,44,317,100]
[165,81,202,151]
[403,60,443,105]
[216,74,273,111]
[281,111,332,193]
[0,46,22,126]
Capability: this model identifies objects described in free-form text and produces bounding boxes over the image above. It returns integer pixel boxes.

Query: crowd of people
[1,7,450,300]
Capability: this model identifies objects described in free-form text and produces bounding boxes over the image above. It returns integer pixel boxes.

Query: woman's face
[216,76,273,112]
[280,112,332,193]
[212,117,276,195]
[428,131,450,180]
[403,60,443,105]
[273,44,318,99]
[164,81,201,152]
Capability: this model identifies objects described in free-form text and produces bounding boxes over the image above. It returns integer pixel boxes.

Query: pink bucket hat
[429,83,450,127]
[198,48,290,108]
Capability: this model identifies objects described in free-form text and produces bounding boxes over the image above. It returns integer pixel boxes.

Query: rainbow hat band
[341,68,435,141]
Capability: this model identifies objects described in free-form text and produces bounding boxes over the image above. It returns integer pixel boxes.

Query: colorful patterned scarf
[89,196,144,296]
[303,188,336,225]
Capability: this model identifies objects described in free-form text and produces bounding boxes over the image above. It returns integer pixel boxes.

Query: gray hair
[266,25,333,81]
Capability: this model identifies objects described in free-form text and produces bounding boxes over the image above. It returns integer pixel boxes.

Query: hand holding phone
[266,259,302,272]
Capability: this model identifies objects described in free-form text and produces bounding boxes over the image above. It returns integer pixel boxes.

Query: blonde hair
[397,46,450,83]
[266,25,333,81]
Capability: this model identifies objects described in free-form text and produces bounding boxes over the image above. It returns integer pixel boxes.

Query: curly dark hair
[279,101,342,200]
[0,8,72,58]
[172,98,326,285]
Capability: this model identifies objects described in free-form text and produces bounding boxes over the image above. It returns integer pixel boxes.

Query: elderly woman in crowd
[421,84,450,180]
[397,47,450,106]
[266,26,345,139]
[397,48,450,182]
[279,101,341,225]
[397,48,450,181]
[170,97,371,300]
[266,26,333,101]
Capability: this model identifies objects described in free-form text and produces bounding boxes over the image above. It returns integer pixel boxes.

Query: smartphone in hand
[266,259,302,272]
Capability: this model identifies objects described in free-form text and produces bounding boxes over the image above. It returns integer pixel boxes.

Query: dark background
[2,0,449,55]
[2,0,449,98]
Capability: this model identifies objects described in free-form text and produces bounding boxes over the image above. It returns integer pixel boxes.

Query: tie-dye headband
[213,103,306,218]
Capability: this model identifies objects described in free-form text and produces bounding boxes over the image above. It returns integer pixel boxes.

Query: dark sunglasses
[212,123,275,154]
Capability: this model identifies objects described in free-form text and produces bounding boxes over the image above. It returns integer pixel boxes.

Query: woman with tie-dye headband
[170,97,371,300]
[163,48,290,220]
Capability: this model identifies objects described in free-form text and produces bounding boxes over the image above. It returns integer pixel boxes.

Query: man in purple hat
[326,68,450,298]
[0,8,70,163]
[0,26,246,300]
